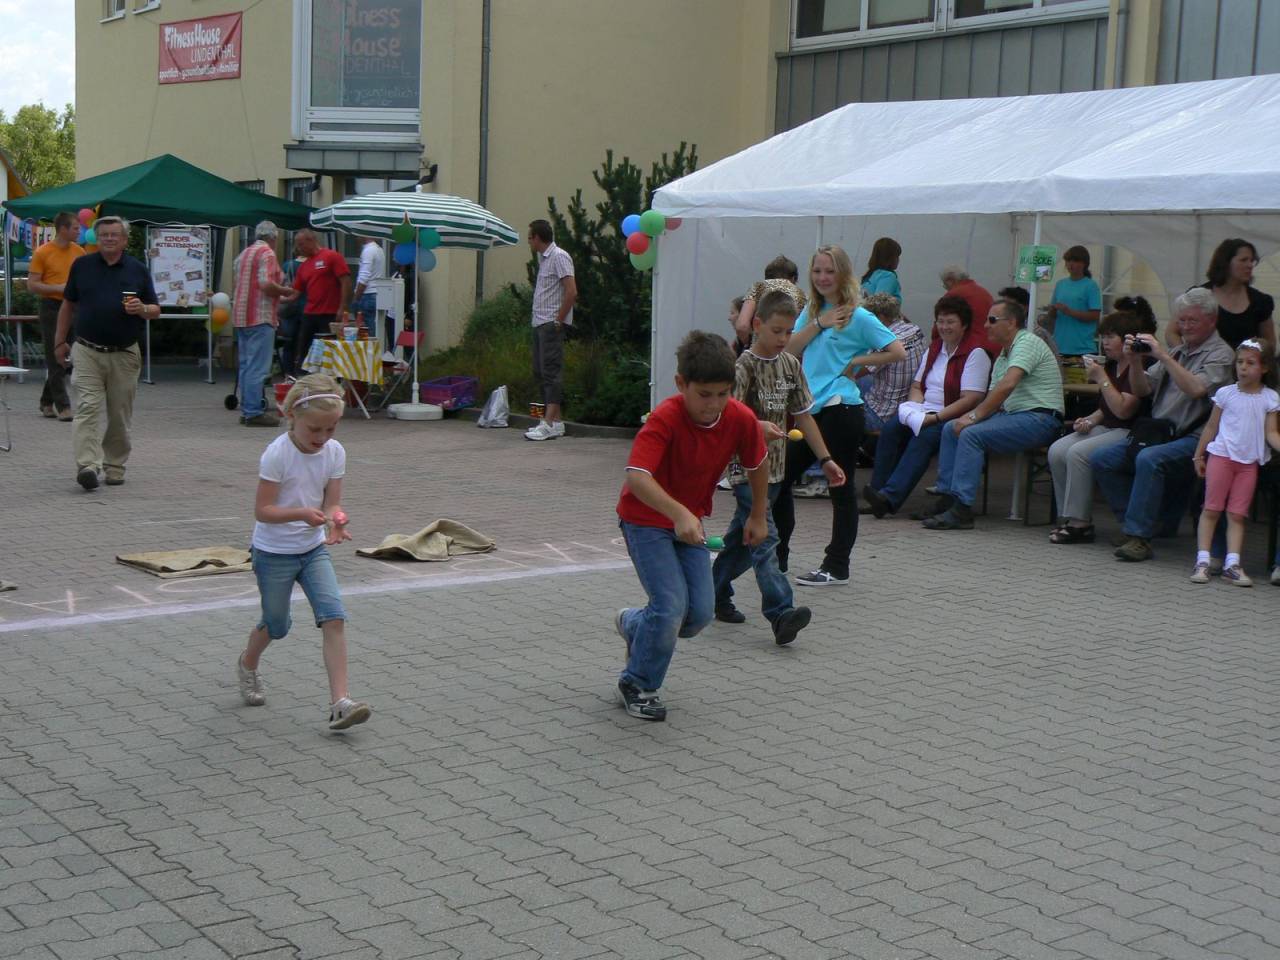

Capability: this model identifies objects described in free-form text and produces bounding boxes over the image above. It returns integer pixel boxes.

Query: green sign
[1015,244,1059,284]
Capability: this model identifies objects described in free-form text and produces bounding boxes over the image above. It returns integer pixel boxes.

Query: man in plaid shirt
[854,292,927,434]
[232,221,298,427]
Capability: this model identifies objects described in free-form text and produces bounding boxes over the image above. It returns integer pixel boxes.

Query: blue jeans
[236,323,276,418]
[252,544,347,639]
[862,404,887,434]
[1090,434,1198,540]
[618,521,715,691]
[872,416,943,512]
[936,411,1063,507]
[353,293,377,336]
[711,483,792,623]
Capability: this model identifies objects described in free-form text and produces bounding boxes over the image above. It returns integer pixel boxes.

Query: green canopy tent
[2,154,314,383]
[1,153,311,227]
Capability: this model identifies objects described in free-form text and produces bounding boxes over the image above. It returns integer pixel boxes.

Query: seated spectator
[1000,286,1062,363]
[735,255,807,342]
[852,292,927,434]
[1114,294,1158,336]
[1046,310,1144,544]
[863,295,991,518]
[1090,287,1235,562]
[940,266,993,333]
[921,298,1065,530]
[861,237,903,300]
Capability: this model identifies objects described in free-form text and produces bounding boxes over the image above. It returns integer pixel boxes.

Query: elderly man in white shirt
[352,237,385,339]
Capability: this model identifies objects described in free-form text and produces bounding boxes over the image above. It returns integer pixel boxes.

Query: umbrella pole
[411,227,420,405]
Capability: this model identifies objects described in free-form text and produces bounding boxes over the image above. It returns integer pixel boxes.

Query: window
[293,0,422,143]
[133,0,161,12]
[102,0,126,20]
[793,0,1103,43]
[235,181,265,252]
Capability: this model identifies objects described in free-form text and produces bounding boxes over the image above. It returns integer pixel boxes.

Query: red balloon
[666,218,683,231]
[78,207,95,227]
[626,232,650,255]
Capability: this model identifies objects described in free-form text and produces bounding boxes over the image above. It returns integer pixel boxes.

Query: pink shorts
[1204,454,1258,515]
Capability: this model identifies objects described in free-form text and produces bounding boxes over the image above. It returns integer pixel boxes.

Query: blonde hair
[861,291,901,323]
[808,245,859,328]
[283,373,344,417]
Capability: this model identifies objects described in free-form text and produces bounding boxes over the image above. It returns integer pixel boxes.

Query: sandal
[1048,524,1094,544]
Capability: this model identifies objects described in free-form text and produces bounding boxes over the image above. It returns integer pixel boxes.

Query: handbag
[1123,416,1176,470]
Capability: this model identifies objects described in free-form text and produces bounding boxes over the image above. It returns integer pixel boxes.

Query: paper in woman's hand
[896,400,929,436]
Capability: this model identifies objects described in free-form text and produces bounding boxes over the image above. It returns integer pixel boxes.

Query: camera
[1131,339,1152,353]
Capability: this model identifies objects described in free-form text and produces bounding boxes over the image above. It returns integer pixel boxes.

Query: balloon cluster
[620,210,682,271]
[389,217,440,271]
[208,291,231,333]
[77,206,100,246]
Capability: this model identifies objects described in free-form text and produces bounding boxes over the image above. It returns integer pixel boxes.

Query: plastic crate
[420,376,479,409]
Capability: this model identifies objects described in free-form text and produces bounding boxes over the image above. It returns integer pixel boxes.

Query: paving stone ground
[1,366,1277,959]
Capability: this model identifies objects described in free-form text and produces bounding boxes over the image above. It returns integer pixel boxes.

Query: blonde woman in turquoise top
[773,244,905,587]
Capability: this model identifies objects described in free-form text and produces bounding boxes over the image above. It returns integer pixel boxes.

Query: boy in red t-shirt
[614,332,769,721]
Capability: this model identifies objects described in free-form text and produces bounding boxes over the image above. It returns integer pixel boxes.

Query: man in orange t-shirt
[27,212,86,420]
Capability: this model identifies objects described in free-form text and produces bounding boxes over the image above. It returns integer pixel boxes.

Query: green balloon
[638,209,666,237]
[418,227,441,249]
[390,221,415,243]
[629,246,656,271]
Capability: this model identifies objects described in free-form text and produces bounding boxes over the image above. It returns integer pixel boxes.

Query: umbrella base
[387,402,443,421]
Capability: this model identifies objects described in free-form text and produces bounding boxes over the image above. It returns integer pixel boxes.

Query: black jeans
[38,298,71,410]
[774,403,865,579]
[293,313,335,377]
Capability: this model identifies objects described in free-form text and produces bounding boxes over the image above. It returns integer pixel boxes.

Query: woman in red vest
[862,296,992,518]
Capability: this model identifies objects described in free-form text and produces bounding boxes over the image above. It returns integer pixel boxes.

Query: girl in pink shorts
[1191,340,1280,586]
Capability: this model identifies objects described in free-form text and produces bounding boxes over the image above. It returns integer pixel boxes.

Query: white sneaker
[328,697,371,730]
[548,420,565,437]
[525,420,560,441]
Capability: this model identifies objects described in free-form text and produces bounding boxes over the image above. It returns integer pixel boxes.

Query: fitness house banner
[158,13,243,84]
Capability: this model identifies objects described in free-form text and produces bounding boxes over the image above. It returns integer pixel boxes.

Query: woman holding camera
[1046,310,1144,543]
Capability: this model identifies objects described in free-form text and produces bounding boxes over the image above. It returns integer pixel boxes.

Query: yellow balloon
[788,428,804,441]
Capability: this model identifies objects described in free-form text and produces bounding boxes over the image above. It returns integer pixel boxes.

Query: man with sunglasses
[54,215,159,491]
[921,297,1064,530]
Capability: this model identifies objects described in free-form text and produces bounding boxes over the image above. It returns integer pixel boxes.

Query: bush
[409,284,648,426]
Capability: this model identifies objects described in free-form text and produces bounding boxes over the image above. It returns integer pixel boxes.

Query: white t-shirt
[356,241,385,289]
[915,345,992,411]
[1206,384,1280,466]
[252,433,346,553]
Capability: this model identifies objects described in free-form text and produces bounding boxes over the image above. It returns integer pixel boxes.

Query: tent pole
[816,216,824,248]
[411,229,420,405]
[1008,210,1043,522]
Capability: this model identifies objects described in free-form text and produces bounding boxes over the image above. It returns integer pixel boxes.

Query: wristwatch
[966,412,978,423]
[818,456,833,466]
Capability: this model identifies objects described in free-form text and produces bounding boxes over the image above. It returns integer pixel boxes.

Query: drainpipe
[474,0,492,306]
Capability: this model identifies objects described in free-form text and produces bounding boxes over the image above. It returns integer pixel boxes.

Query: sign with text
[158,14,243,85]
[1015,243,1059,284]
[310,0,421,109]
[146,227,212,308]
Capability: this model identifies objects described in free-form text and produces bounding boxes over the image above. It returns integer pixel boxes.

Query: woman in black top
[1169,239,1275,352]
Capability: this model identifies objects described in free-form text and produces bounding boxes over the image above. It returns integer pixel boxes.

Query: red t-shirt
[616,396,766,529]
[293,248,350,315]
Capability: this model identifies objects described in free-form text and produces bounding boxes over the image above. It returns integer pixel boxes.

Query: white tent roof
[653,74,1280,219]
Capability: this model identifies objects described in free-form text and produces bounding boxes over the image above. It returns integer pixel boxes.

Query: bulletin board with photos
[146,226,213,308]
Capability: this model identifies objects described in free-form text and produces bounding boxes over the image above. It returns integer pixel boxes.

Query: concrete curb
[454,406,639,440]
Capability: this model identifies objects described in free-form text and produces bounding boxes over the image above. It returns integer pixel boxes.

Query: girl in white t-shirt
[236,373,371,730]
[1191,340,1280,586]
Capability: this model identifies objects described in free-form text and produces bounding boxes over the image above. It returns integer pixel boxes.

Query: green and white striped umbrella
[309,191,520,250]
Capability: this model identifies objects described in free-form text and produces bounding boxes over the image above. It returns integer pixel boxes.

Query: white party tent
[649,73,1280,399]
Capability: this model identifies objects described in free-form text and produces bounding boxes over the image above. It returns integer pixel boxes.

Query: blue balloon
[392,242,416,266]
[418,249,437,272]
[621,214,641,237]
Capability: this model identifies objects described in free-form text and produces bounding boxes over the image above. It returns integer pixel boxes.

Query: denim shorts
[252,544,347,639]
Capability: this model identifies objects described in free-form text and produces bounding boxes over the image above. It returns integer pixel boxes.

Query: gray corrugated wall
[776,16,1108,132]
[1156,0,1280,83]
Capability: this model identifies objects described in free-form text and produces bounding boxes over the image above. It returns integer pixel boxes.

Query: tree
[0,104,76,193]
[528,143,699,349]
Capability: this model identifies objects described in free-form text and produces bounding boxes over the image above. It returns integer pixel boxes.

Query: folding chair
[375,329,425,410]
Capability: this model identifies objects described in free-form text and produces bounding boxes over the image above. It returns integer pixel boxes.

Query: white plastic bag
[477,385,509,428]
